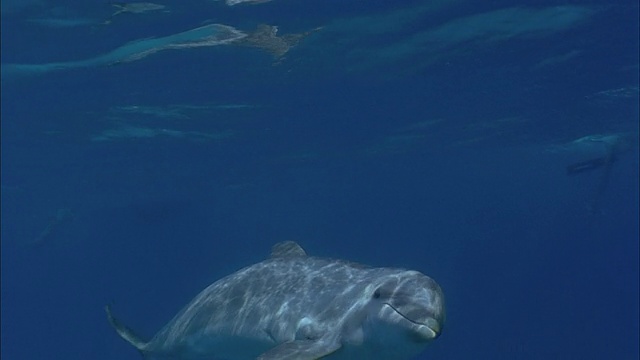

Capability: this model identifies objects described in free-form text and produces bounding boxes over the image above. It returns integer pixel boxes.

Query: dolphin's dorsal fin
[271,241,307,258]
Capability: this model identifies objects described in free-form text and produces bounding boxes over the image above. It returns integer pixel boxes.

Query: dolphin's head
[364,270,445,345]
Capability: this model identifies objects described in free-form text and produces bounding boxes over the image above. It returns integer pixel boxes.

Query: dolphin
[223,0,274,6]
[237,24,322,61]
[2,24,246,78]
[110,2,167,16]
[106,241,445,360]
[562,132,637,214]
[104,2,168,24]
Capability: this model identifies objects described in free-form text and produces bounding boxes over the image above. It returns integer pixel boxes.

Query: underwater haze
[1,0,638,359]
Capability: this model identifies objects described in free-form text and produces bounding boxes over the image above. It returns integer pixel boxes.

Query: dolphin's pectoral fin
[105,305,148,353]
[257,338,341,360]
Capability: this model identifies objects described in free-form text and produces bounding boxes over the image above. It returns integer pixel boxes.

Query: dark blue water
[2,0,638,359]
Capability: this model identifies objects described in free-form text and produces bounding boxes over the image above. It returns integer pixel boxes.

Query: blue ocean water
[1,0,638,359]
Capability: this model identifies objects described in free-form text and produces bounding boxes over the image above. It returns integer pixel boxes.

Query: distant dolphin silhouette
[224,0,274,6]
[565,134,630,175]
[110,2,166,16]
[237,24,322,61]
[106,241,445,359]
[564,133,636,214]
[2,24,246,78]
[103,2,168,24]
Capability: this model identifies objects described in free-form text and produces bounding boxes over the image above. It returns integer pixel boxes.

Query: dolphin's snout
[424,317,441,339]
[412,317,442,341]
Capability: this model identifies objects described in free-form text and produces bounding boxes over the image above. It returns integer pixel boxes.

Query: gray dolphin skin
[106,241,445,360]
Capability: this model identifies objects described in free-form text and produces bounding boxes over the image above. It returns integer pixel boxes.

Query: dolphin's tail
[105,305,148,355]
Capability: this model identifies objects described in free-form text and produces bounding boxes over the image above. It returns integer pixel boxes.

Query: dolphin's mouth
[383,303,441,340]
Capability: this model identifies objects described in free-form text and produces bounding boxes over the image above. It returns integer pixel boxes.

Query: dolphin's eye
[373,289,381,299]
